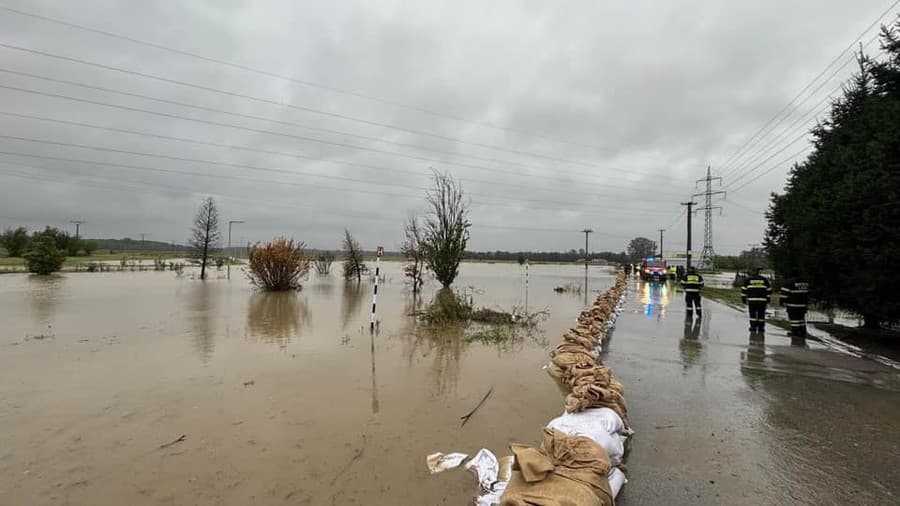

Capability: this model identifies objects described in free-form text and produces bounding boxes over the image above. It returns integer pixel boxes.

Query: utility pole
[140,233,146,251]
[227,220,245,280]
[693,166,726,270]
[658,228,665,258]
[70,220,86,239]
[680,201,696,269]
[581,228,593,272]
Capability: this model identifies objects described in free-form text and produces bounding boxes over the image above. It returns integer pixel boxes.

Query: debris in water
[243,379,255,387]
[465,448,499,491]
[329,434,367,485]
[158,434,186,449]
[460,387,494,427]
[426,452,469,474]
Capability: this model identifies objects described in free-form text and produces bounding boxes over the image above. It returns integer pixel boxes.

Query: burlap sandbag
[562,331,596,350]
[565,383,628,423]
[500,429,613,506]
[567,364,612,389]
[550,343,596,369]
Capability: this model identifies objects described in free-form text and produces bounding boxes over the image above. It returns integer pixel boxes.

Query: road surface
[609,278,900,505]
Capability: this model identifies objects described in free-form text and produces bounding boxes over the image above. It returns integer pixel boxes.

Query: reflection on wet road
[639,280,670,319]
[611,276,900,505]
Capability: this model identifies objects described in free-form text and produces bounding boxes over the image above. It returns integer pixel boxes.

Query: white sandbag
[549,407,626,436]
[546,408,626,465]
[465,448,498,492]
[608,467,627,498]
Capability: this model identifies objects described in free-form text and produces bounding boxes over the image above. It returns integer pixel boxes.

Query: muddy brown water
[3,264,900,505]
[0,262,610,505]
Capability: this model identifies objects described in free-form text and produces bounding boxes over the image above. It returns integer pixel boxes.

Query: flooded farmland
[0,262,613,505]
[3,262,900,505]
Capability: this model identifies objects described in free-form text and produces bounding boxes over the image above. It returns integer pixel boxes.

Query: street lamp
[227,220,245,280]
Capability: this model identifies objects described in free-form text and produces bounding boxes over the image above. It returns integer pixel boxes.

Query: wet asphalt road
[608,278,900,505]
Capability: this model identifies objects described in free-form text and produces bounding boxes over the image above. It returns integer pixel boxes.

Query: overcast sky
[0,0,895,254]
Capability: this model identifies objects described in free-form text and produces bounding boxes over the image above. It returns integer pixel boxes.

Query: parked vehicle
[640,258,668,281]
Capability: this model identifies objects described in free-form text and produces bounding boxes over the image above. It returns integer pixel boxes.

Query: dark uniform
[741,271,772,332]
[681,269,704,319]
[780,279,809,337]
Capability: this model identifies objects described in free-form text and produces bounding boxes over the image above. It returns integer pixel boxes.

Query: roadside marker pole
[371,246,384,333]
[525,259,529,312]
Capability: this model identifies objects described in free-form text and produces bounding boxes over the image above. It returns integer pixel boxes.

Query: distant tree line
[1,226,97,257]
[463,249,630,264]
[714,247,769,272]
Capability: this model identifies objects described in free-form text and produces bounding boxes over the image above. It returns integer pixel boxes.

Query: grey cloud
[0,0,891,254]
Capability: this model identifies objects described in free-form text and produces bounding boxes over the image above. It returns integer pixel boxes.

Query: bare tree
[423,170,470,288]
[402,214,426,292]
[190,197,221,280]
[314,252,335,275]
[342,229,368,282]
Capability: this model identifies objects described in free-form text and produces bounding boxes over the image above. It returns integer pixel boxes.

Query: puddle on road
[0,262,613,505]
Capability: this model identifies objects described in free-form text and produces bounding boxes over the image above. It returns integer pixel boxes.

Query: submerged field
[0,262,613,505]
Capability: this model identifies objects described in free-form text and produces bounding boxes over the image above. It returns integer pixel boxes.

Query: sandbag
[500,429,613,506]
[565,383,628,423]
[608,467,626,498]
[546,408,625,466]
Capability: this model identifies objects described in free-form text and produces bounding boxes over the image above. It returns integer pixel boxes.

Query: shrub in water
[246,237,311,291]
[24,236,65,275]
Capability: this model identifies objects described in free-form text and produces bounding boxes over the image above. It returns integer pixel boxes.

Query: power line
[725,198,765,215]
[727,146,813,195]
[0,41,680,181]
[0,67,593,177]
[0,83,690,193]
[723,32,894,194]
[0,164,640,239]
[0,109,687,200]
[717,0,900,170]
[722,32,882,179]
[0,3,622,153]
[725,129,813,190]
[0,145,675,217]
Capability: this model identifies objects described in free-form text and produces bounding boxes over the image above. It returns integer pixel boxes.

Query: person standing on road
[681,266,704,319]
[741,267,772,332]
[780,278,810,337]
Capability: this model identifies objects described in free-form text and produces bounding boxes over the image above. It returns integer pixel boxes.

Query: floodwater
[0,262,611,505]
[2,265,899,505]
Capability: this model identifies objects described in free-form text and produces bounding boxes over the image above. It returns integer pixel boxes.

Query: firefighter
[681,266,704,319]
[741,267,772,332]
[780,278,809,337]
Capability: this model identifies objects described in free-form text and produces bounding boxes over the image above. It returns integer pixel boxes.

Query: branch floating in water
[460,387,494,427]
[159,434,186,449]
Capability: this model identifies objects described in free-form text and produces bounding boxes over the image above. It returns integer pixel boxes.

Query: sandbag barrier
[499,270,630,505]
[427,270,631,505]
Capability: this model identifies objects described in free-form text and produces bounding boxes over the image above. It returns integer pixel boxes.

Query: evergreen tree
[765,20,900,327]
[24,235,65,275]
[0,227,31,257]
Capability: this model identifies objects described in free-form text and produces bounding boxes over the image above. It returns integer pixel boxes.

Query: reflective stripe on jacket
[780,281,809,308]
[681,273,704,293]
[741,275,771,303]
